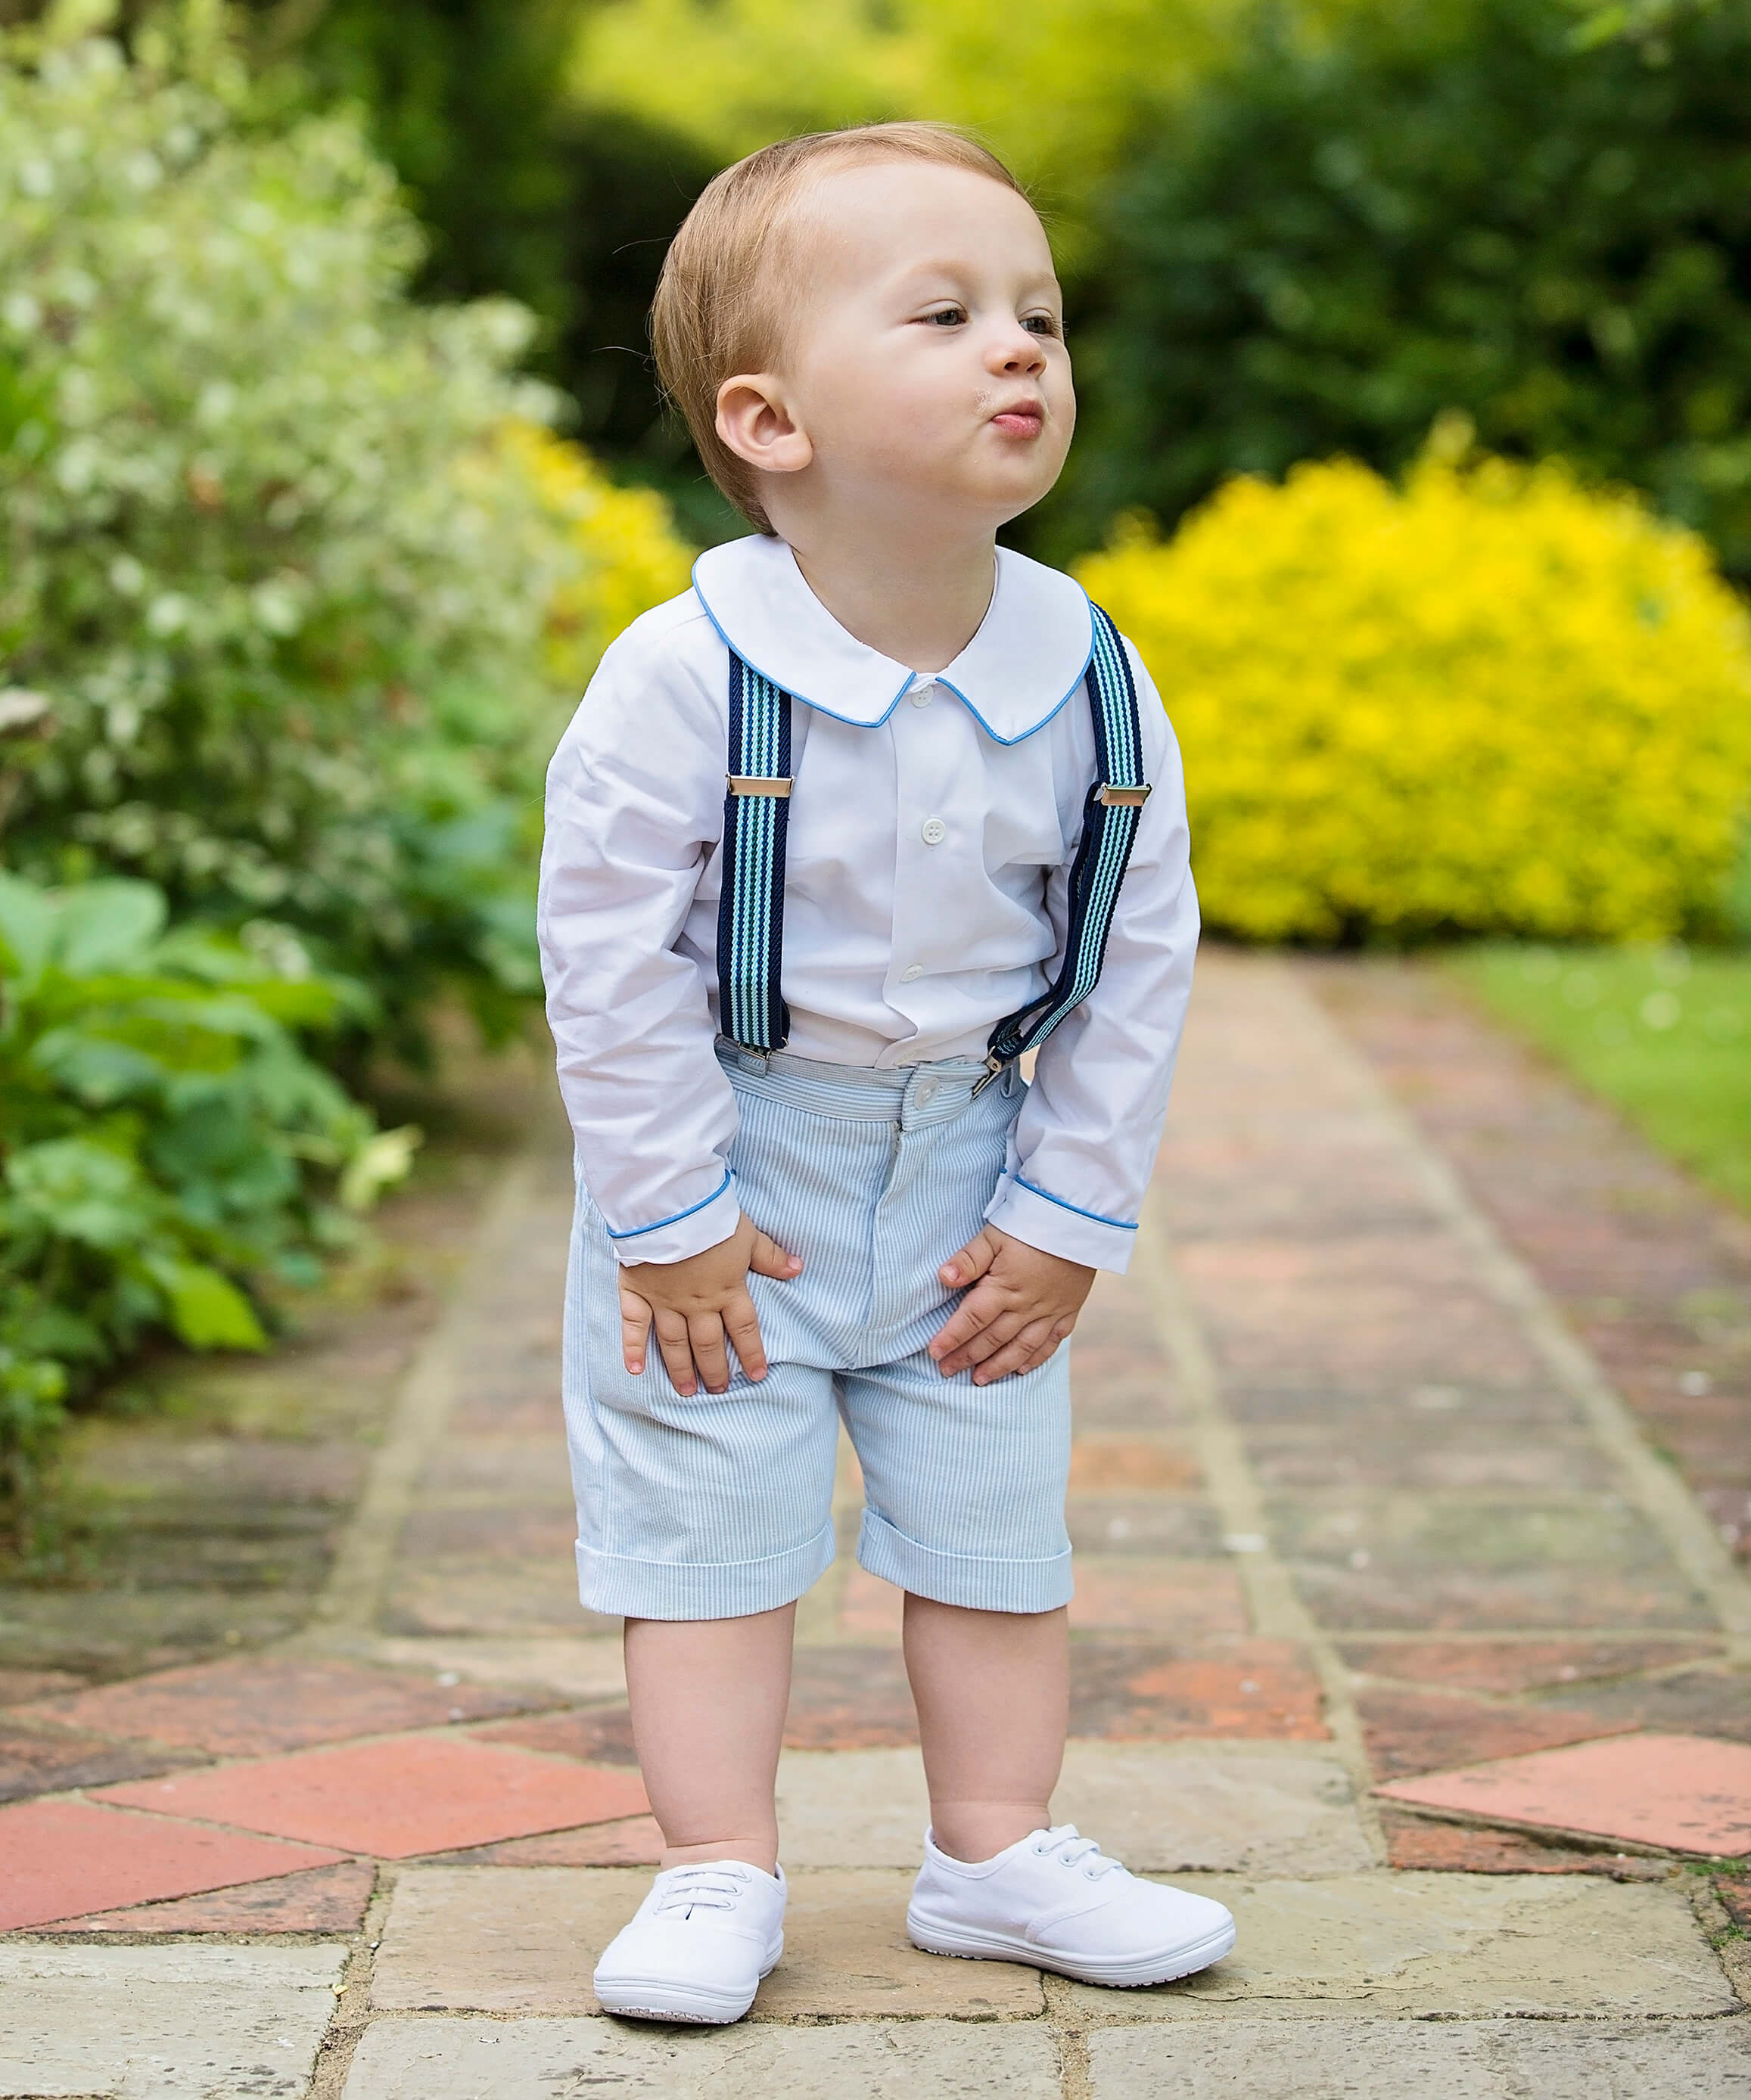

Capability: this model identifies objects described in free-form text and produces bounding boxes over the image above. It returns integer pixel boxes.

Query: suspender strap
[717,653,795,1052]
[976,604,1151,1089]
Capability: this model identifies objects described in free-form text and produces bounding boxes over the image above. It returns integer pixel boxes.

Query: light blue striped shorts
[561,1042,1074,1621]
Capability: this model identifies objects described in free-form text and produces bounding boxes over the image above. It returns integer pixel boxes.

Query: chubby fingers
[652,1307,704,1396]
[620,1287,654,1376]
[970,1316,1075,1387]
[721,1286,770,1384]
[938,1226,1000,1292]
[748,1229,804,1281]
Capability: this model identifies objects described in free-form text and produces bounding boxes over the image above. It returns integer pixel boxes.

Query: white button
[915,1080,938,1105]
[909,681,935,707]
[921,817,947,846]
[900,965,923,982]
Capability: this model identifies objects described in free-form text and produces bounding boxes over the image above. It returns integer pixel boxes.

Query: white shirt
[537,533,1199,1275]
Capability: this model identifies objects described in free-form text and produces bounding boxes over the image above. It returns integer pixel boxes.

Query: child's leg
[903,1594,1068,1862]
[623,1602,795,1872]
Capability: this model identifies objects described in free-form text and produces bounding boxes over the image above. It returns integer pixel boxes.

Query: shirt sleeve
[984,636,1199,1274]
[536,620,743,1266]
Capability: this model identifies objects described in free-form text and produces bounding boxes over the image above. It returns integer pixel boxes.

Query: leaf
[140,1256,267,1352]
[53,882,169,979]
[0,874,54,989]
[4,1139,154,1250]
[339,1124,423,1211]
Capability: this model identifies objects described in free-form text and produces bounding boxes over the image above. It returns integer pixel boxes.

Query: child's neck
[782,517,999,676]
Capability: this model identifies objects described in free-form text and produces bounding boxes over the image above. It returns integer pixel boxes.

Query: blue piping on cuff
[605,1167,735,1241]
[1009,1173,1138,1233]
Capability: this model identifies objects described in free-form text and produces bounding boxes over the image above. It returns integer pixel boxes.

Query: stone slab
[0,1940,344,2098]
[343,2015,1061,2098]
[772,1743,1372,1874]
[56,1859,378,1934]
[1070,1640,1326,1742]
[374,1865,1041,2020]
[1087,2017,1751,2096]
[1056,1870,1734,2018]
[1354,1683,1634,1781]
[356,1634,627,1701]
[1377,1731,1751,1856]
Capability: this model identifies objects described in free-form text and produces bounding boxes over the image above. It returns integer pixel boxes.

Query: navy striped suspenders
[714,601,1151,1070]
[717,653,795,1052]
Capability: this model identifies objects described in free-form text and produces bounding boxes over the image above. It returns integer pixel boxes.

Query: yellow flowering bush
[1078,454,1751,943]
[502,422,694,693]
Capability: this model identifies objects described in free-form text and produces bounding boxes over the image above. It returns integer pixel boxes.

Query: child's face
[720,160,1074,530]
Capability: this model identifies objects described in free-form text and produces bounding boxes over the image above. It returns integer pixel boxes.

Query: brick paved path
[3,953,1749,2096]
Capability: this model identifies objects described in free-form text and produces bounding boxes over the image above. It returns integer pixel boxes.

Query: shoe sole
[906,1913,1236,1988]
[594,1952,781,2025]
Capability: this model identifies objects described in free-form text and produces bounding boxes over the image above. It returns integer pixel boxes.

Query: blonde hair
[651,123,1025,534]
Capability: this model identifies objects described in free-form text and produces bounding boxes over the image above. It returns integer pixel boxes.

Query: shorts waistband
[714,1036,1012,1125]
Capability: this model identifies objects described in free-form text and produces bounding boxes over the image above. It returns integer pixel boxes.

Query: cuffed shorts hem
[576,1522,836,1622]
[857,1508,1074,1614]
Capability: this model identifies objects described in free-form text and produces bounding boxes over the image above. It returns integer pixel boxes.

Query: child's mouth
[991,407,1043,437]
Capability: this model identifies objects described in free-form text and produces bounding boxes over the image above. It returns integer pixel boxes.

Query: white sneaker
[907,1824,1234,1987]
[592,1859,785,2023]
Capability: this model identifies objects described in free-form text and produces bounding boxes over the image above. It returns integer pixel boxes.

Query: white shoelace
[1032,1824,1124,1880]
[652,1863,756,1918]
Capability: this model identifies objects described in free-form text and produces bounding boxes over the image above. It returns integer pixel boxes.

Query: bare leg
[623,1602,795,1872]
[903,1593,1069,1863]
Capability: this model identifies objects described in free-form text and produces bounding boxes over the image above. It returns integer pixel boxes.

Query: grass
[1447,943,1751,1214]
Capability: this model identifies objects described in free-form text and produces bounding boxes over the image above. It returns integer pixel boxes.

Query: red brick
[94,1735,649,1859]
[0,1723,198,1803]
[1068,1559,1249,1637]
[1356,1685,1638,1782]
[434,1816,665,1865]
[1380,1810,1665,1878]
[16,1654,545,1758]
[783,1648,917,1749]
[0,1799,344,1932]
[1071,1640,1326,1741]
[1069,1440,1201,1491]
[1339,1638,1721,1696]
[473,1705,639,1764]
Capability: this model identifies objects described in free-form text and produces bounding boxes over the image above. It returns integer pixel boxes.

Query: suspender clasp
[969,1052,1009,1098]
[727,775,793,798]
[1096,781,1152,807]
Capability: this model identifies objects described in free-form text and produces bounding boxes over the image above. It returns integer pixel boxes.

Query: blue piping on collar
[689,552,1098,750]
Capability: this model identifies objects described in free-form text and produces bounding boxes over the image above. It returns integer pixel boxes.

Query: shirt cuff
[985,1171,1139,1275]
[607,1170,742,1266]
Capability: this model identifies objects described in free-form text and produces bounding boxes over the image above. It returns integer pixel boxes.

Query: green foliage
[1064,0,1751,573]
[0,20,580,1051]
[1451,943,1751,1213]
[0,870,415,1514]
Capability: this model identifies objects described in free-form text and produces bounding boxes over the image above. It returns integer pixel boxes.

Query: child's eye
[922,305,967,327]
[1023,313,1062,337]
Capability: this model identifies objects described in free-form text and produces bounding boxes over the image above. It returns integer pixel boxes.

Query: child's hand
[928,1226,1094,1385]
[619,1214,802,1395]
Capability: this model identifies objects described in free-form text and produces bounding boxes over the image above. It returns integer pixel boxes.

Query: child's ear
[717,375,813,477]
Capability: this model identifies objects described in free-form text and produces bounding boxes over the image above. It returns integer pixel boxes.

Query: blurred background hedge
[2,0,1749,1518]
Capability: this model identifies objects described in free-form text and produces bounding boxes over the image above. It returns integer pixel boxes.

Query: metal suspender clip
[726,775,793,797]
[970,1052,1009,1099]
[1096,781,1152,807]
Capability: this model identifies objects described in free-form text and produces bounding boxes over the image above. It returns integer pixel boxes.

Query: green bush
[0,869,416,1516]
[0,17,578,1052]
[1064,0,1751,573]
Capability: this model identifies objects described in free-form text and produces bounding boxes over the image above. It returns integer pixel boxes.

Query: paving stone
[398,1506,577,1558]
[58,1859,378,1934]
[1056,1869,1734,2018]
[417,1437,579,1502]
[0,1798,344,1933]
[0,1668,81,1704]
[781,1645,919,1747]
[1338,1636,1721,1695]
[1241,1406,1609,1492]
[1069,1438,1202,1491]
[838,1563,906,1642]
[1069,1640,1326,1741]
[0,1719,198,1803]
[1718,1873,1751,1931]
[95,1735,649,1859]
[771,1744,1372,1874]
[473,1702,641,1763]
[1087,2017,1751,2095]
[343,2015,1062,2098]
[383,1556,590,1637]
[1376,1730,1751,1855]
[1068,1496,1226,1556]
[434,1816,664,1865]
[374,1865,1041,2019]
[0,1940,344,2098]
[1379,1810,1668,1878]
[14,1654,543,1757]
[1273,1496,1714,1630]
[1070,1559,1251,1636]
[1354,1684,1635,1780]
[1534,1663,1751,1744]
[360,1633,627,1701]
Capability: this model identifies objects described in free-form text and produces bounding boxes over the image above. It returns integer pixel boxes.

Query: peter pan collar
[690,533,1095,746]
